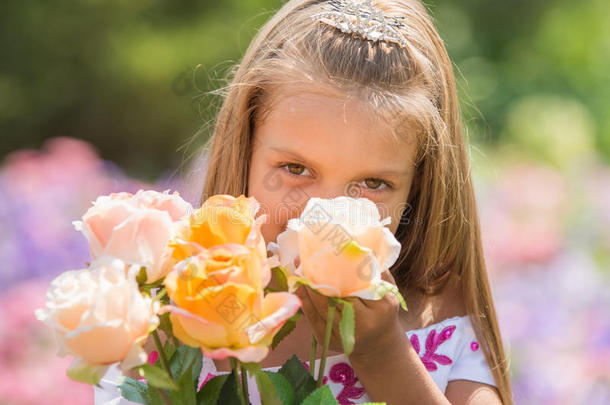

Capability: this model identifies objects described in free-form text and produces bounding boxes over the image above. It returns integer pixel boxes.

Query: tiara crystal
[310,0,408,48]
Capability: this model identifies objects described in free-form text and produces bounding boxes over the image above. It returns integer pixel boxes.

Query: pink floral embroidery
[303,361,365,404]
[409,325,456,371]
[329,362,365,405]
[471,341,479,351]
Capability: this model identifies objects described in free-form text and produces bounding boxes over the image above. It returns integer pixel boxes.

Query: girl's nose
[290,182,354,217]
[314,178,359,199]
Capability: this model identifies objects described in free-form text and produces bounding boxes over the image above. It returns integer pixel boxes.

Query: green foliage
[271,266,289,291]
[278,355,318,404]
[270,310,301,350]
[337,299,355,357]
[300,385,340,405]
[138,364,178,391]
[118,377,148,404]
[169,345,203,384]
[168,363,197,405]
[3,0,609,170]
[263,371,295,405]
[118,344,202,404]
[197,374,229,405]
[216,371,243,405]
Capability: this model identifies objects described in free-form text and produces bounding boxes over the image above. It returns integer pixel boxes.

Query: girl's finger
[294,286,327,341]
[297,286,345,349]
[380,269,397,285]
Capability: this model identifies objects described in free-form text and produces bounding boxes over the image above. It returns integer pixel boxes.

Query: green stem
[152,330,172,380]
[309,333,317,377]
[230,357,248,405]
[317,299,336,387]
[239,362,250,403]
[155,287,167,302]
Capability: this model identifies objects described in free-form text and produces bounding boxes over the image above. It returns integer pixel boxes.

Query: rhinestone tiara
[310,0,408,48]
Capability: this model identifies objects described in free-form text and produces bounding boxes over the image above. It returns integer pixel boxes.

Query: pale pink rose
[73,189,192,282]
[267,196,403,300]
[34,257,159,384]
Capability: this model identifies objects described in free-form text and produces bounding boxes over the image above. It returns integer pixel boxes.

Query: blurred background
[1,0,608,404]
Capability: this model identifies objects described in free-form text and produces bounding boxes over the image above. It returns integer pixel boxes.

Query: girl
[95,0,512,404]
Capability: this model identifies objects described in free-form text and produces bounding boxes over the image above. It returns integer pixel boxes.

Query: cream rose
[267,196,403,300]
[34,257,159,384]
[73,189,193,282]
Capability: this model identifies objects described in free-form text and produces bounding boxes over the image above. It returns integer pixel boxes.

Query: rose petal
[202,345,269,363]
[244,292,302,345]
[159,305,228,348]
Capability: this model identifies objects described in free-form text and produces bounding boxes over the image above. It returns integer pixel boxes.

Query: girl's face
[248,90,418,247]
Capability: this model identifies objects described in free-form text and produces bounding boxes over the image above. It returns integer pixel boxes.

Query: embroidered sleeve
[447,328,497,387]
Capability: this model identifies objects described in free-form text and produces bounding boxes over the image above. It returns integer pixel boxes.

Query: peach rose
[73,189,192,282]
[162,243,301,363]
[171,195,268,278]
[34,257,159,384]
[267,196,403,300]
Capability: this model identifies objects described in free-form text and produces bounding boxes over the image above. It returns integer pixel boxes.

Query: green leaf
[271,266,289,291]
[270,311,301,350]
[169,362,196,405]
[264,371,295,405]
[117,376,148,404]
[196,374,228,405]
[278,355,317,404]
[147,385,167,405]
[338,299,355,356]
[252,368,285,405]
[139,364,178,391]
[65,360,107,385]
[300,385,340,405]
[216,372,243,405]
[376,281,408,311]
[161,340,177,366]
[169,345,202,383]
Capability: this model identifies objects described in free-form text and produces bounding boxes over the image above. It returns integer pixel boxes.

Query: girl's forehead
[260,90,385,132]
[259,90,412,143]
[255,91,417,171]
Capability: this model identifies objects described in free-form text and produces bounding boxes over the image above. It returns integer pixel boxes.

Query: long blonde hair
[197,0,512,402]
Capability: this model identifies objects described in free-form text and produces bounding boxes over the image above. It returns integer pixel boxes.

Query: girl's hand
[294,271,404,360]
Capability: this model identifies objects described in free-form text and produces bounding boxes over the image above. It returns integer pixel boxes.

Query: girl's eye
[279,163,392,192]
[280,163,311,177]
[361,178,392,193]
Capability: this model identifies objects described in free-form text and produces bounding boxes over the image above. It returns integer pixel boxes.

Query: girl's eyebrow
[268,146,411,178]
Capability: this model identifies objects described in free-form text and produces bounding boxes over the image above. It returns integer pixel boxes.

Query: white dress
[94,315,497,404]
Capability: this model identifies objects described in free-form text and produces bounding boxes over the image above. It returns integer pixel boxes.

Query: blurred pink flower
[479,163,567,272]
[0,137,151,285]
[0,279,92,405]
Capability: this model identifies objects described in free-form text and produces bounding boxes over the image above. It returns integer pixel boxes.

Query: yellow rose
[171,195,269,287]
[162,243,301,363]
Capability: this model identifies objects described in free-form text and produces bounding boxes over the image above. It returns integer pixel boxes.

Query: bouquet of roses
[35,190,406,405]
